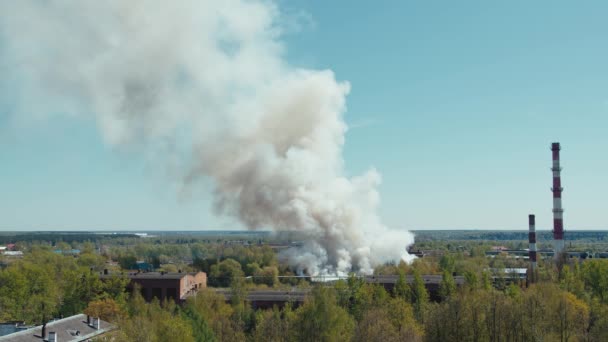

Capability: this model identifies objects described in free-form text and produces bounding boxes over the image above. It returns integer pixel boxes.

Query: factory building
[100,271,206,303]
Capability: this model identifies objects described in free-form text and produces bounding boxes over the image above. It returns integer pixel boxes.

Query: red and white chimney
[551,142,565,256]
[529,214,537,271]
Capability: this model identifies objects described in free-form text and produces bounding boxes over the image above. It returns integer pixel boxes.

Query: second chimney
[529,214,538,276]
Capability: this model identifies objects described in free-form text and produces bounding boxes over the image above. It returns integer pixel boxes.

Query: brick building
[101,271,206,303]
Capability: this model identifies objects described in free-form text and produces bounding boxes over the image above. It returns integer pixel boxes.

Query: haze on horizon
[1,0,607,234]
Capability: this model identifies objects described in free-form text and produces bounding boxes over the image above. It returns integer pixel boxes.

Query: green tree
[463,270,479,290]
[253,306,291,342]
[354,307,400,342]
[18,262,61,338]
[253,266,279,287]
[291,286,355,342]
[411,269,429,322]
[121,298,195,342]
[555,292,589,342]
[439,271,456,300]
[209,258,244,287]
[387,297,424,341]
[588,300,608,342]
[118,255,138,270]
[439,254,456,273]
[394,270,411,301]
[582,260,608,303]
[182,305,215,342]
[185,289,244,341]
[0,267,28,320]
[102,273,130,302]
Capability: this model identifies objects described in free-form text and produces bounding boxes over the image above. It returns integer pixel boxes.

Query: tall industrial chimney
[551,142,565,256]
[528,214,537,273]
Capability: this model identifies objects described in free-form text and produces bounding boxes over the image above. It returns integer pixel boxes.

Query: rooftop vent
[89,317,100,330]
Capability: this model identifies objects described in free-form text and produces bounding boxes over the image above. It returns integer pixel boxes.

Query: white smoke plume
[0,0,414,275]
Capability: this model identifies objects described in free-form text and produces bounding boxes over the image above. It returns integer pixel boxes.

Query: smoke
[0,0,414,275]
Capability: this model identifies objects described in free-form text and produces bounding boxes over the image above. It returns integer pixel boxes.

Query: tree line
[2,241,608,341]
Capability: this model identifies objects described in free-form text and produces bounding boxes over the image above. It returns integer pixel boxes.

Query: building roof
[364,274,466,285]
[100,271,201,280]
[0,314,114,342]
[2,251,23,257]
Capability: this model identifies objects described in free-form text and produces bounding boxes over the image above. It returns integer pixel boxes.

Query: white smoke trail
[0,0,414,275]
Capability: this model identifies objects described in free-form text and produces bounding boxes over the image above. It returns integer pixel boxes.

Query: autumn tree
[84,298,125,322]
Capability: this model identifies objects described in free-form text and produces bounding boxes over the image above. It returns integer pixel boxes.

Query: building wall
[121,272,207,303]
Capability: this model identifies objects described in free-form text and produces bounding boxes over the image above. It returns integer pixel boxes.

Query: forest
[0,233,607,341]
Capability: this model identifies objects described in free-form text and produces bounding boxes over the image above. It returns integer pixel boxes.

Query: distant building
[595,252,608,259]
[0,314,114,341]
[2,251,23,257]
[134,261,152,272]
[100,271,206,303]
[53,249,81,256]
[490,268,528,279]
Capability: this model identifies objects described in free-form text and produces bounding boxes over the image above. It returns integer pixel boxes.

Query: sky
[1,0,607,231]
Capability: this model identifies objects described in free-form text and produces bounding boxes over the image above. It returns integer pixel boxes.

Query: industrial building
[0,314,114,341]
[100,271,207,303]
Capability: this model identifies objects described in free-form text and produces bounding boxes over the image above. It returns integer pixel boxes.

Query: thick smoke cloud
[0,0,414,275]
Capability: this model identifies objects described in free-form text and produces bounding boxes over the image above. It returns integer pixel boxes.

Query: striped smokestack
[529,214,537,272]
[551,142,565,256]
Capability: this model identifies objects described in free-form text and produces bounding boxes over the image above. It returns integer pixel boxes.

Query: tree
[439,254,455,274]
[354,307,400,342]
[411,269,429,322]
[185,289,243,341]
[439,271,456,300]
[60,268,104,316]
[181,305,215,342]
[463,270,479,289]
[84,298,125,322]
[20,263,61,339]
[291,286,354,342]
[0,267,28,321]
[555,292,589,342]
[394,270,411,301]
[588,300,608,342]
[481,271,492,291]
[582,260,608,303]
[102,273,130,302]
[559,264,586,299]
[387,297,424,341]
[118,255,138,270]
[350,283,387,321]
[253,306,291,342]
[121,299,195,342]
[209,258,244,287]
[253,266,279,287]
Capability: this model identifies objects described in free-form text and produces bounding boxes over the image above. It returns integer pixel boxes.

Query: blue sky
[1,1,607,231]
